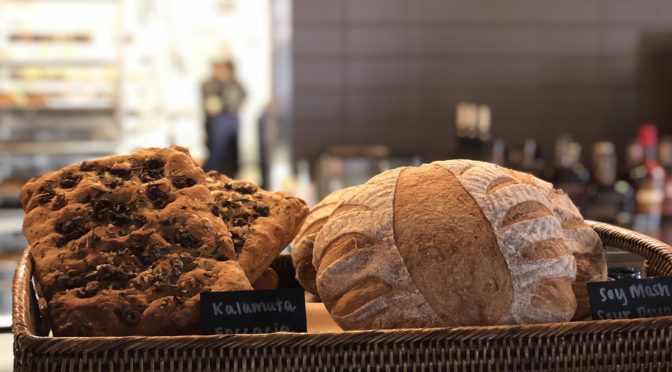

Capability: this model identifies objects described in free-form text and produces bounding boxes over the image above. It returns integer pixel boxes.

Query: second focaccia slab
[206,171,309,283]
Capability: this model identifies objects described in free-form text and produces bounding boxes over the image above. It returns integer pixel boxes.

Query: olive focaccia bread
[206,171,308,283]
[313,160,606,330]
[20,147,302,336]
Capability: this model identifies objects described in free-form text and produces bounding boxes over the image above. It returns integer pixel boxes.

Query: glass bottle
[632,124,665,234]
[550,135,590,215]
[514,138,545,178]
[454,103,489,161]
[490,138,507,166]
[624,140,645,189]
[587,142,634,226]
[658,136,672,218]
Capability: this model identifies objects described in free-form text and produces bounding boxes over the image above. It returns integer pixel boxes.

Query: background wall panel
[292,0,672,164]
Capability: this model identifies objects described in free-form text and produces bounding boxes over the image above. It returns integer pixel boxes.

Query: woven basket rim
[15,312,672,341]
[13,220,672,343]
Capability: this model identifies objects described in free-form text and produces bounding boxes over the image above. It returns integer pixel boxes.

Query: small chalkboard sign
[200,288,307,335]
[587,277,672,320]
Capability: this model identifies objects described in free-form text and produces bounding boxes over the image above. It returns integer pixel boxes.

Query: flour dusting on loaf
[548,188,606,320]
[313,160,603,330]
[313,170,443,329]
[433,160,576,324]
[292,186,358,295]
[500,167,606,320]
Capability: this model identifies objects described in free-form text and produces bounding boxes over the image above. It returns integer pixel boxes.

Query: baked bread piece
[49,258,251,336]
[291,187,357,295]
[313,160,598,330]
[549,188,606,320]
[252,268,279,290]
[21,147,251,336]
[498,168,607,320]
[206,171,309,283]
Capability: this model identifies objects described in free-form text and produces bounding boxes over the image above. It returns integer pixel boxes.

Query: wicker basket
[12,221,672,371]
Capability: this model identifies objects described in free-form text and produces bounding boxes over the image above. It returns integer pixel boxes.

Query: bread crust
[549,189,606,320]
[314,160,587,330]
[49,260,251,336]
[291,187,356,295]
[252,268,279,290]
[393,165,514,326]
[206,171,308,282]
[502,168,607,320]
[21,147,252,336]
[314,169,444,329]
[435,161,577,325]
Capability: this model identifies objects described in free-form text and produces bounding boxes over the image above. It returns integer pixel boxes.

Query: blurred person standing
[202,59,246,177]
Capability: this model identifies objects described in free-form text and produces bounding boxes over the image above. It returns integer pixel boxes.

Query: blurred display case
[0,0,122,328]
[0,0,121,209]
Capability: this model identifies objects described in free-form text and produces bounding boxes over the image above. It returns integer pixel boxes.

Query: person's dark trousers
[258,109,269,189]
[204,113,240,177]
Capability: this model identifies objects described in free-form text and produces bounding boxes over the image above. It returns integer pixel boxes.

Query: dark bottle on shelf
[521,138,545,177]
[509,138,544,177]
[658,136,672,218]
[550,135,590,215]
[632,124,665,234]
[587,141,634,226]
[624,140,646,188]
[454,103,490,160]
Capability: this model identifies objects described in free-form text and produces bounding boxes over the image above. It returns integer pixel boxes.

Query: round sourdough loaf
[291,187,357,295]
[313,160,605,330]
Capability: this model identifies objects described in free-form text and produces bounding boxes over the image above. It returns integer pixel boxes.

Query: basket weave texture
[12,221,672,371]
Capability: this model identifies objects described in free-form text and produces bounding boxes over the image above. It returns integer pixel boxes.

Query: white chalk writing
[212,298,298,316]
[214,324,292,334]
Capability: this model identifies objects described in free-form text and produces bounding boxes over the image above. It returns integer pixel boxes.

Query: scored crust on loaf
[548,188,606,320]
[497,167,606,320]
[432,160,577,324]
[392,165,515,326]
[20,147,252,336]
[292,187,357,295]
[206,171,309,283]
[314,160,582,330]
[313,169,444,329]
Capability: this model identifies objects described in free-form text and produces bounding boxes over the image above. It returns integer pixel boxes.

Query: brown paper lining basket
[13,221,672,371]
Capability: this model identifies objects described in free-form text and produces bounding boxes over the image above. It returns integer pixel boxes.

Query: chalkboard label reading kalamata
[587,277,672,320]
[200,288,307,334]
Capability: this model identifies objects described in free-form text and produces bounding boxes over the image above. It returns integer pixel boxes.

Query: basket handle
[12,247,48,337]
[587,220,672,276]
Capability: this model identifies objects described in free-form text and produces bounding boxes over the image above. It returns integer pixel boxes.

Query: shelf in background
[0,105,115,112]
[0,208,26,254]
[0,140,117,155]
[0,59,116,67]
[0,183,21,209]
[0,209,23,234]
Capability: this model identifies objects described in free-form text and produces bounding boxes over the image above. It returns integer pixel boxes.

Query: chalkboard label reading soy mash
[200,289,307,334]
[587,277,672,320]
